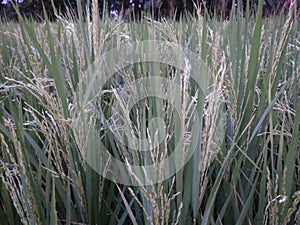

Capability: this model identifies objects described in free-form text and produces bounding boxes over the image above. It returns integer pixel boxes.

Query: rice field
[0,1,299,225]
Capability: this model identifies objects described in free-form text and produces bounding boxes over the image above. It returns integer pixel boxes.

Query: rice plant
[0,0,299,224]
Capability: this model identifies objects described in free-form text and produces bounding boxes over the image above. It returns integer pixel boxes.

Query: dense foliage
[0,0,299,224]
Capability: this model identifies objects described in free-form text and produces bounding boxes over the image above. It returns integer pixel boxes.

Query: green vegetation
[0,1,299,224]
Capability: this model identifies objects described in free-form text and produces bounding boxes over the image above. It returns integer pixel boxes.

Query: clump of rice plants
[0,0,299,224]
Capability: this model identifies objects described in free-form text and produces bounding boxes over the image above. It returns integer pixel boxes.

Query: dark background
[0,0,299,21]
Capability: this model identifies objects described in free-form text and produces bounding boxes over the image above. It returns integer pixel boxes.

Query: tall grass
[0,1,299,224]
